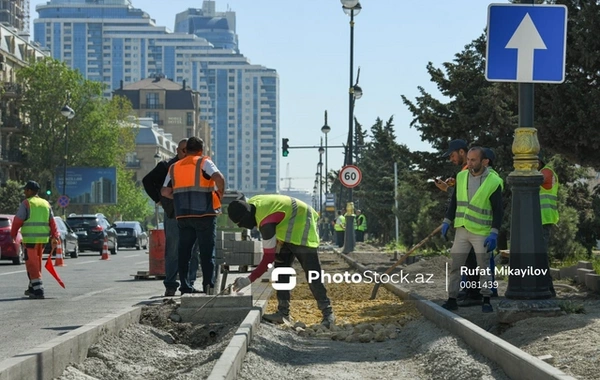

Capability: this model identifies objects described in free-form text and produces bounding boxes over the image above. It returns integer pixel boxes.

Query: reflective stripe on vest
[170,155,221,218]
[250,194,319,248]
[540,166,559,225]
[22,197,51,244]
[454,170,502,236]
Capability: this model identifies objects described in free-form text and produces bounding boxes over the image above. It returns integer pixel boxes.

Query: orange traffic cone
[54,239,66,267]
[100,238,110,260]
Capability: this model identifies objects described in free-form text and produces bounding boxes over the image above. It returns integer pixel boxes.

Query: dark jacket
[142,156,179,219]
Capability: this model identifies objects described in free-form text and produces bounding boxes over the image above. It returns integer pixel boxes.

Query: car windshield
[67,218,97,228]
[0,218,10,228]
[115,228,134,234]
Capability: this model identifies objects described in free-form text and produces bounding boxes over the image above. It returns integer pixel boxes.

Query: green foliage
[0,180,24,214]
[96,167,153,222]
[548,187,587,260]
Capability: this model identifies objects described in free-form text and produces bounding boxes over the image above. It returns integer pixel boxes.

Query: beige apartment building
[113,75,211,154]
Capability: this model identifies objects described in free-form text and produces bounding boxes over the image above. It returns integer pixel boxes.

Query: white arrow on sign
[505,13,547,82]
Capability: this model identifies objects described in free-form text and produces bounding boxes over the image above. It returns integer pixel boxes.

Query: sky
[30,0,498,192]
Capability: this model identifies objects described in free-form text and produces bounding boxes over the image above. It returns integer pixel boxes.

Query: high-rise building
[34,0,279,195]
[0,0,28,34]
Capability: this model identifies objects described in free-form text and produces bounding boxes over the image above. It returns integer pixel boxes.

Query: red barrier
[148,229,165,275]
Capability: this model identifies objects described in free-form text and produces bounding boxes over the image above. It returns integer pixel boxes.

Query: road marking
[0,269,26,276]
[74,260,101,265]
[135,260,148,265]
[70,288,114,301]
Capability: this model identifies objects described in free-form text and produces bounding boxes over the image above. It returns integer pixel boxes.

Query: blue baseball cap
[23,180,40,191]
[441,139,468,158]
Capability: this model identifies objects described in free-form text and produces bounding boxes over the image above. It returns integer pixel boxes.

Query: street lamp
[60,101,75,217]
[321,110,330,194]
[341,0,362,253]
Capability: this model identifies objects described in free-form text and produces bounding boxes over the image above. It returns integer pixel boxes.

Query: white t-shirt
[163,157,220,187]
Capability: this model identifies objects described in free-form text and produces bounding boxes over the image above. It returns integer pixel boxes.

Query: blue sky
[31,0,500,191]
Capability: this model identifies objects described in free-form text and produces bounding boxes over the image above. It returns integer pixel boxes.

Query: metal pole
[325,133,328,194]
[62,122,68,217]
[393,162,399,261]
[343,7,356,253]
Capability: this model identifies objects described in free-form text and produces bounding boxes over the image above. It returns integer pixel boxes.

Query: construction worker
[11,181,60,299]
[441,147,503,313]
[142,138,200,297]
[437,139,482,306]
[355,209,367,242]
[161,137,225,295]
[539,156,558,297]
[227,195,335,327]
[334,210,345,247]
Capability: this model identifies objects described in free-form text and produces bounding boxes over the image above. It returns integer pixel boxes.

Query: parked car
[43,217,79,258]
[0,214,23,265]
[66,213,118,255]
[114,221,148,250]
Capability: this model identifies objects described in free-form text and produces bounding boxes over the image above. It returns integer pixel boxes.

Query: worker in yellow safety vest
[227,195,335,328]
[539,156,559,297]
[334,210,345,248]
[355,209,367,242]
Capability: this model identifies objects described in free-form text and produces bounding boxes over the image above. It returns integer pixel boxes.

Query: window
[145,112,159,123]
[186,128,192,138]
[186,112,193,126]
[145,93,159,108]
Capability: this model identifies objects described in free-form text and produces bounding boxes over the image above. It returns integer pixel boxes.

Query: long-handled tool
[191,284,233,317]
[369,225,442,300]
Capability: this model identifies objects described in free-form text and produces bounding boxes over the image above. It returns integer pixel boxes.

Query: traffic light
[45,180,52,196]
[282,138,289,157]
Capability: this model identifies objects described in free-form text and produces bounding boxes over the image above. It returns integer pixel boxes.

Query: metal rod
[62,121,68,217]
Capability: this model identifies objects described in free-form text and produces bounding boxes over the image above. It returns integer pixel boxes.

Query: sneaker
[482,302,493,313]
[24,288,33,296]
[321,313,336,329]
[180,287,204,295]
[457,297,483,307]
[29,293,45,299]
[263,311,292,325]
[164,288,177,297]
[442,298,458,311]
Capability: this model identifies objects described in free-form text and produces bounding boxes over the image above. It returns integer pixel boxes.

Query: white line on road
[74,260,102,265]
[70,288,114,301]
[135,261,148,265]
[0,269,26,276]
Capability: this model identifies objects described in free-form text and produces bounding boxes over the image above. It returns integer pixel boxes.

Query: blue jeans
[163,217,199,290]
[177,216,216,291]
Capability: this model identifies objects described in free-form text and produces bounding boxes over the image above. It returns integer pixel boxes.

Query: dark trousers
[177,216,216,291]
[355,230,365,243]
[335,231,345,247]
[543,224,556,296]
[274,243,333,317]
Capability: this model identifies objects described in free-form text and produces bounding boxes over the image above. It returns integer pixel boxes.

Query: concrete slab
[181,294,253,308]
[549,268,560,280]
[178,306,252,324]
[559,265,578,280]
[585,273,600,292]
[577,268,595,285]
[577,261,593,269]
[338,252,575,380]
[497,300,562,324]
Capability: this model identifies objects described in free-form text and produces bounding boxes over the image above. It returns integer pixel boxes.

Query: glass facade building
[34,0,279,195]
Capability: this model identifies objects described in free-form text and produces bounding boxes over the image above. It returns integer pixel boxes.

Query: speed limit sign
[339,165,362,188]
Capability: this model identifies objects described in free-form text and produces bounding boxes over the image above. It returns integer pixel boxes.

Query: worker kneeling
[228,195,336,327]
[441,147,503,314]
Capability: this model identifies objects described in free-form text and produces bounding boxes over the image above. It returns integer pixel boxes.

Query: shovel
[369,225,442,300]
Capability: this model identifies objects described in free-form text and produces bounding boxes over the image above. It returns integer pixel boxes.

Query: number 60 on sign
[339,165,362,188]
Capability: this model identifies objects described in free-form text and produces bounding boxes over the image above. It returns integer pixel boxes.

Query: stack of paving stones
[555,261,600,292]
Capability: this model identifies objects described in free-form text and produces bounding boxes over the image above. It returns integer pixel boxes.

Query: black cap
[23,180,40,191]
[483,148,496,164]
[227,200,251,224]
[441,139,468,158]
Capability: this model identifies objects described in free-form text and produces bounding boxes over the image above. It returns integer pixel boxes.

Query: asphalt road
[0,247,166,361]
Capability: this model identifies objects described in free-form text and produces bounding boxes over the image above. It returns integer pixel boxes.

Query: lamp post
[154,151,161,227]
[60,102,75,217]
[341,0,362,254]
[321,110,331,195]
[318,140,324,213]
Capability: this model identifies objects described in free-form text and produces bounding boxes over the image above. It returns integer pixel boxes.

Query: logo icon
[268,263,297,290]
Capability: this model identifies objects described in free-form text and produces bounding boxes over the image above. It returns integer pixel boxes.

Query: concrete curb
[0,306,141,380]
[339,253,575,380]
[207,289,272,380]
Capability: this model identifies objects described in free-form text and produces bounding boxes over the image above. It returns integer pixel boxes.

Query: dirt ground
[347,242,600,380]
[57,299,240,380]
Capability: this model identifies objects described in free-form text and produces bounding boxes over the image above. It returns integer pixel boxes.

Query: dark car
[66,213,118,255]
[0,214,23,265]
[44,217,79,258]
[114,221,148,250]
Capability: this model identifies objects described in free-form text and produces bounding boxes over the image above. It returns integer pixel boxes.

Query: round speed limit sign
[339,165,362,188]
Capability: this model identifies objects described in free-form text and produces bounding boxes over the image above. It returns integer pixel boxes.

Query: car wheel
[12,244,24,265]
[70,244,79,259]
[111,240,117,255]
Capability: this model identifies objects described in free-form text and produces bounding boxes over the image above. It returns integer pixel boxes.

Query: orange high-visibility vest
[170,154,221,218]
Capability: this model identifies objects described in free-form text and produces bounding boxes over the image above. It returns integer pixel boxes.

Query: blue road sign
[486,4,567,83]
[57,195,70,208]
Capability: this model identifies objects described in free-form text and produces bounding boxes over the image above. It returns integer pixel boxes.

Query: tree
[0,180,25,214]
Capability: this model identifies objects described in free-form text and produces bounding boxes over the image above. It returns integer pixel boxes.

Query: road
[0,247,166,361]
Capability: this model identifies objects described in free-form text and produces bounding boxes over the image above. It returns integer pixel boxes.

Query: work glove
[484,232,498,252]
[441,222,450,240]
[232,276,251,292]
[51,238,60,249]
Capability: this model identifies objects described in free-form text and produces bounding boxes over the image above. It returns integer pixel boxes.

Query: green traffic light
[46,190,51,195]
[283,151,289,157]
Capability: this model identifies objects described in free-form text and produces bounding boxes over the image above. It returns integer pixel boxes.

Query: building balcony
[141,103,164,109]
[2,83,22,98]
[1,115,22,131]
[156,120,164,126]
[0,149,22,164]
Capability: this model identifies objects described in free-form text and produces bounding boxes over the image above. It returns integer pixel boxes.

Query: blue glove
[484,232,498,252]
[441,222,450,240]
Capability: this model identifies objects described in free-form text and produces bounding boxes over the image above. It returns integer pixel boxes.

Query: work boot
[29,292,45,300]
[321,312,336,329]
[164,288,177,297]
[262,311,292,325]
[24,287,33,296]
[457,294,482,307]
[442,298,458,311]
